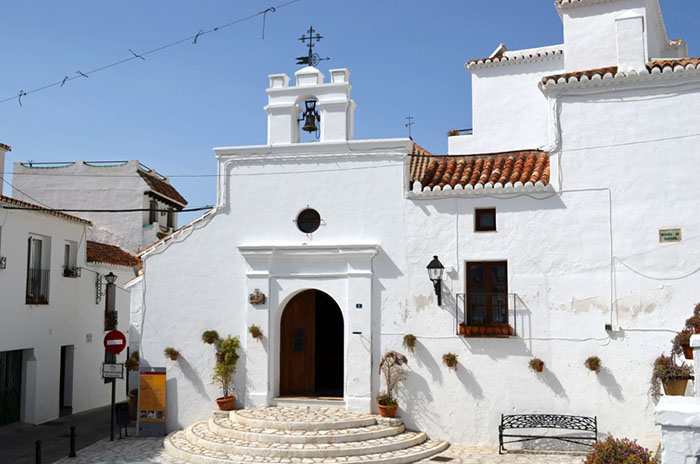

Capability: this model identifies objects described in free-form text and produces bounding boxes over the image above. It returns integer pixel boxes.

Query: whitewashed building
[137,0,698,450]
[12,160,188,253]
[0,154,136,425]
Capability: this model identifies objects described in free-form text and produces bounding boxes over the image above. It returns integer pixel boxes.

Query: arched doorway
[279,290,344,398]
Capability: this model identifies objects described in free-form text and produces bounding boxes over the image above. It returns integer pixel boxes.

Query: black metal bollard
[69,426,77,457]
[35,440,41,464]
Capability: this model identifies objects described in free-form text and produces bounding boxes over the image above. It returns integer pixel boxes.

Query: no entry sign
[103,330,127,354]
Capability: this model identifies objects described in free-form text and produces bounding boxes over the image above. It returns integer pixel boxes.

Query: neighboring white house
[0,170,136,425]
[136,0,698,450]
[12,160,188,254]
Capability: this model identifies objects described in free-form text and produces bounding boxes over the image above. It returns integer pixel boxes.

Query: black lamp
[105,272,117,285]
[426,256,445,306]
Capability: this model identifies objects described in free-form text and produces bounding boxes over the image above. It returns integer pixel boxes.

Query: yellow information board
[137,368,166,436]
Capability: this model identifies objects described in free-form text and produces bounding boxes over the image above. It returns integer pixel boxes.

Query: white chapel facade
[137,0,700,448]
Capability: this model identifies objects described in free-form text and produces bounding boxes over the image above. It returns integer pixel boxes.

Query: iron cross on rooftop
[296,26,330,67]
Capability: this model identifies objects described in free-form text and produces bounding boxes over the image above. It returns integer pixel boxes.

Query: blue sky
[2,1,699,223]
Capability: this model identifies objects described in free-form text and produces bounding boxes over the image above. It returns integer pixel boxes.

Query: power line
[0,175,53,208]
[0,0,302,106]
[1,206,214,213]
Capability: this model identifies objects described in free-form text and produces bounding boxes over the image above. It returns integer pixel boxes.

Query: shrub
[248,325,263,339]
[649,353,693,403]
[201,330,220,345]
[528,358,544,372]
[671,329,692,357]
[442,352,458,370]
[585,356,601,373]
[583,437,657,464]
[378,351,408,404]
[402,334,417,353]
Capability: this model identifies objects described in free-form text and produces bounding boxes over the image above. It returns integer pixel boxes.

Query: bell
[302,113,318,133]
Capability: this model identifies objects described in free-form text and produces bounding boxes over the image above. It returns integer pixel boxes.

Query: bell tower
[265,66,356,145]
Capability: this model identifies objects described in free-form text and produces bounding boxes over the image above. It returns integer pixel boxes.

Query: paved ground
[0,405,116,464]
[53,434,586,463]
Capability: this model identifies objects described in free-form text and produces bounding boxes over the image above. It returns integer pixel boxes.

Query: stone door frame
[239,245,377,413]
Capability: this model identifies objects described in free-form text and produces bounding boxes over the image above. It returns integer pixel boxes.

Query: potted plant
[529,358,545,373]
[442,352,458,370]
[686,303,700,333]
[164,347,180,361]
[248,324,263,340]
[125,350,139,371]
[672,329,693,360]
[202,330,241,410]
[402,334,417,353]
[458,323,467,335]
[649,353,693,403]
[583,437,657,464]
[584,356,601,373]
[377,351,407,418]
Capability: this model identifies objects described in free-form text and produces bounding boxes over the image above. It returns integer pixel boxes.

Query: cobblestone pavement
[54,436,585,464]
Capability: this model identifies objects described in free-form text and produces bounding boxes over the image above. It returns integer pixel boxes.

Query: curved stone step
[186,421,426,458]
[210,413,405,443]
[165,429,450,464]
[230,406,377,431]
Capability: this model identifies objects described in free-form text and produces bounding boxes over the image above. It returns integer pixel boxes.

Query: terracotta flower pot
[535,364,544,372]
[683,346,694,360]
[169,353,179,361]
[508,326,514,336]
[377,402,398,418]
[458,323,467,335]
[216,396,236,411]
[662,378,689,396]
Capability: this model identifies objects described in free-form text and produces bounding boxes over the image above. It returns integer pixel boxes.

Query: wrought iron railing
[62,266,81,278]
[456,292,519,337]
[26,268,50,304]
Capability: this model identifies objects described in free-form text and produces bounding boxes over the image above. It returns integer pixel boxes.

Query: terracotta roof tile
[541,58,700,86]
[87,241,139,268]
[0,195,92,225]
[408,142,435,182]
[467,49,563,68]
[137,170,188,206]
[410,150,550,193]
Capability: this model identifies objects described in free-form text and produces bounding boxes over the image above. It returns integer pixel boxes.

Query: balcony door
[466,261,508,326]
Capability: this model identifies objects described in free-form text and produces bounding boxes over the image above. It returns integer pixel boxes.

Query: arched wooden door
[280,290,343,397]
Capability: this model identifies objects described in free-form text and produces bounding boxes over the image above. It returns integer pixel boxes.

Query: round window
[297,208,321,233]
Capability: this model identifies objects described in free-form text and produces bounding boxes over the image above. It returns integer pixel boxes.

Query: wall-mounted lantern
[426,256,445,306]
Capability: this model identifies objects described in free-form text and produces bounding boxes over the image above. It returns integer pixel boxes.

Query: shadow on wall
[455,365,484,400]
[536,369,569,400]
[597,367,624,402]
[166,378,179,431]
[177,355,210,403]
[413,340,443,386]
[400,362,438,433]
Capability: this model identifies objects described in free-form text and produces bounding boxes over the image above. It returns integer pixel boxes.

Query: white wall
[12,160,176,253]
[0,207,131,424]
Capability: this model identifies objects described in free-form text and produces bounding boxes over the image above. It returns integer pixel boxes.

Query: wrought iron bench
[499,414,597,454]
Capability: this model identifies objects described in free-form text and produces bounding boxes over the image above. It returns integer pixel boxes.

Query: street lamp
[426,256,445,306]
[105,272,117,284]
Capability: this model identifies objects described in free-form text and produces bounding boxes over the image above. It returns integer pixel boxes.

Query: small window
[26,235,50,304]
[149,200,157,224]
[167,208,174,229]
[475,208,496,232]
[296,208,321,234]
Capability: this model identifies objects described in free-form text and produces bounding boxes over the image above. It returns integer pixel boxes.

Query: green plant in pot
[529,358,545,373]
[584,356,601,373]
[164,347,180,361]
[402,334,417,354]
[377,351,407,418]
[202,330,241,410]
[649,353,693,403]
[686,302,700,333]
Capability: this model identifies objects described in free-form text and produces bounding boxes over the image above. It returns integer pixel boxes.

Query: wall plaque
[659,229,682,243]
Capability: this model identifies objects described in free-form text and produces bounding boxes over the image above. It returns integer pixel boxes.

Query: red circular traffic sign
[103,330,127,354]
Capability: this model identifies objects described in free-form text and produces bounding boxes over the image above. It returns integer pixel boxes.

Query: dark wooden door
[466,261,508,326]
[280,291,316,396]
[0,350,22,426]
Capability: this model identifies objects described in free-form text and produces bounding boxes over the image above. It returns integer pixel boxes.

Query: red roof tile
[137,170,188,206]
[542,58,700,85]
[0,195,92,225]
[409,142,435,182]
[411,150,550,191]
[87,241,139,268]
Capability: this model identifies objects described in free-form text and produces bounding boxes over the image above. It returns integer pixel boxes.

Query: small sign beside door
[102,363,124,379]
[659,229,682,243]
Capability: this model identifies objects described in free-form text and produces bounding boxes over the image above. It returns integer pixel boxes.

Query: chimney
[616,13,647,74]
[0,143,11,196]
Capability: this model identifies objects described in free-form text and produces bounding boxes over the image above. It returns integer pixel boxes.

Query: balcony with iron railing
[62,266,81,278]
[455,292,520,337]
[26,268,50,304]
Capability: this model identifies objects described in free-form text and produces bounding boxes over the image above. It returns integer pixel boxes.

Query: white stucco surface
[0,205,132,424]
[136,0,699,450]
